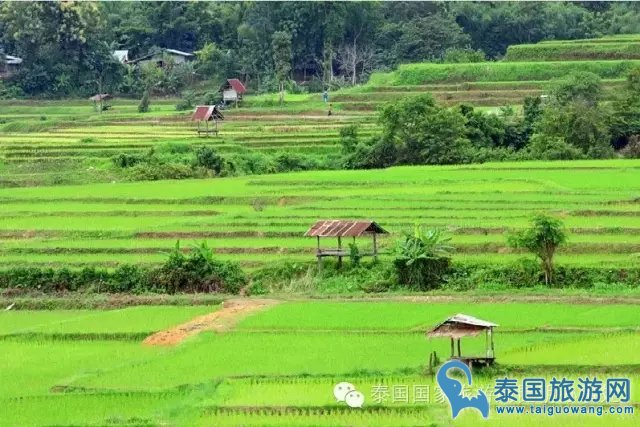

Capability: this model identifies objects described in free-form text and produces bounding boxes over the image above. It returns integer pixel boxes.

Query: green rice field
[0,300,637,426]
[1,160,639,269]
[1,33,640,426]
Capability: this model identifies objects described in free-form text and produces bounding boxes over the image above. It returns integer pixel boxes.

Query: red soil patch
[142,298,280,346]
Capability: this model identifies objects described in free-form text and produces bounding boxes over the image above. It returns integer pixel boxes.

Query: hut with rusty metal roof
[427,314,498,367]
[220,79,246,107]
[192,105,224,137]
[89,94,113,112]
[304,220,388,269]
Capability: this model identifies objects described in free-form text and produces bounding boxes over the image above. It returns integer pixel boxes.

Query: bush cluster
[0,243,247,294]
[111,144,339,181]
[248,260,640,294]
[445,261,640,290]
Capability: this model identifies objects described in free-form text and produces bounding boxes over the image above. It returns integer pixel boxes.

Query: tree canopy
[2,1,640,96]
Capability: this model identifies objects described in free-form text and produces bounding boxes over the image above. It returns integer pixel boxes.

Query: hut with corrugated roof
[304,220,388,269]
[192,105,224,137]
[427,314,498,367]
[220,79,246,107]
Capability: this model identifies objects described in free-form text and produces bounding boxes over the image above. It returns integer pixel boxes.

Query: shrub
[394,226,453,290]
[109,264,147,293]
[126,162,198,181]
[339,124,359,153]
[273,152,318,172]
[112,153,145,168]
[442,48,486,63]
[525,134,585,160]
[194,145,224,174]
[549,71,602,106]
[138,90,150,113]
[150,241,247,294]
[201,91,222,105]
[175,90,196,111]
[620,135,640,158]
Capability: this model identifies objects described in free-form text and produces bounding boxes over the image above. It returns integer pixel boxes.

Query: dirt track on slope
[142,298,280,346]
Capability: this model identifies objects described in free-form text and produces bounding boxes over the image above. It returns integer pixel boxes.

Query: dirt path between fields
[142,298,280,346]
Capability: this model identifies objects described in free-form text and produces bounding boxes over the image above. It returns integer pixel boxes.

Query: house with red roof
[220,79,246,105]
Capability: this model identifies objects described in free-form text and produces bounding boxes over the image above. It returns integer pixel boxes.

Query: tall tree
[271,31,292,104]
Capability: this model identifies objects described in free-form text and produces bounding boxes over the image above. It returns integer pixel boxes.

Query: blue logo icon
[437,359,490,419]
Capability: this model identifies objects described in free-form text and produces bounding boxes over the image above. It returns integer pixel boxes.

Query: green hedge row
[0,258,247,294]
[248,260,640,294]
[445,260,640,290]
[1,260,638,295]
[505,42,640,61]
[368,60,640,85]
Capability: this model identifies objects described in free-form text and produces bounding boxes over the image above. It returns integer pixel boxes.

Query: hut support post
[316,236,322,272]
[450,338,454,358]
[372,233,378,262]
[337,236,342,269]
[485,329,489,358]
[489,327,495,358]
[457,338,461,357]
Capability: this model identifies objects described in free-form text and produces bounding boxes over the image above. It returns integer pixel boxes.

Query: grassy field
[0,300,637,426]
[1,160,639,270]
[505,40,640,61]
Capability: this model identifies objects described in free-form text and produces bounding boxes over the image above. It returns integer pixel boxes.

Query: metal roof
[305,220,388,237]
[164,48,193,57]
[4,54,22,65]
[427,314,498,339]
[224,78,246,94]
[192,105,224,121]
[89,93,112,101]
[112,50,129,63]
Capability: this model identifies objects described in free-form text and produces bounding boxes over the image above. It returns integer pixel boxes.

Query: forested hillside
[2,1,640,97]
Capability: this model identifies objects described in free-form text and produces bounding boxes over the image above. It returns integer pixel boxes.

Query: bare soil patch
[143,298,280,346]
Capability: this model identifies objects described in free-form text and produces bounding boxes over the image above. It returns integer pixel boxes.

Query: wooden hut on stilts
[192,105,224,137]
[427,314,498,368]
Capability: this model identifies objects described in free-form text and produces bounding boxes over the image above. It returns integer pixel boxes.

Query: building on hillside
[130,48,194,68]
[192,105,224,137]
[0,54,22,78]
[219,79,246,106]
[112,50,129,64]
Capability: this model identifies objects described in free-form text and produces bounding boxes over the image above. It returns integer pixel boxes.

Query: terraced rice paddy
[0,160,639,269]
[2,36,638,189]
[1,300,637,426]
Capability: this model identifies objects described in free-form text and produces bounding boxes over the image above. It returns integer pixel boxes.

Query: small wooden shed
[427,314,498,367]
[192,105,224,137]
[304,220,388,269]
[220,79,246,106]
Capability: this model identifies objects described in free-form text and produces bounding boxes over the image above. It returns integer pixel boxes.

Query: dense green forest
[2,1,640,97]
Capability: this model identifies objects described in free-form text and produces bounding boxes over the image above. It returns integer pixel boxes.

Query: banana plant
[396,224,454,265]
